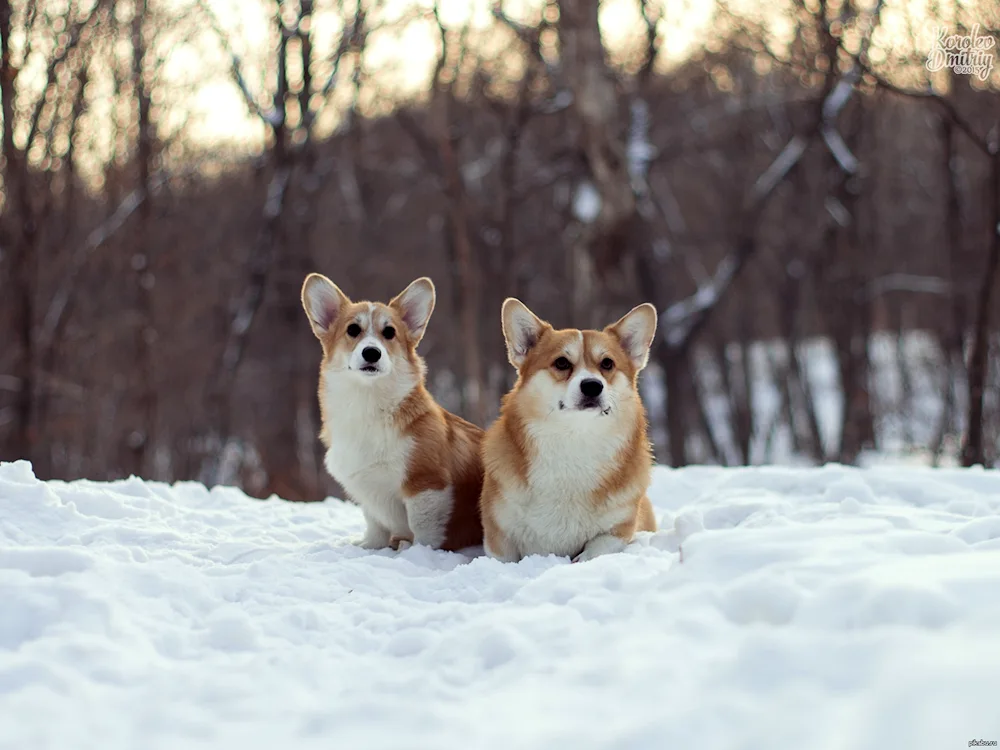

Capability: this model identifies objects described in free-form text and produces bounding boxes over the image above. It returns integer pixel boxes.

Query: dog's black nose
[580,379,603,398]
[362,347,382,363]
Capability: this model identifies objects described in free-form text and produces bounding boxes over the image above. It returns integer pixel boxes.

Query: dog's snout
[580,379,603,398]
[362,347,382,363]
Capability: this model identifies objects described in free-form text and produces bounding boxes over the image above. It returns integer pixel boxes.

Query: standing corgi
[480,299,658,563]
[301,274,484,552]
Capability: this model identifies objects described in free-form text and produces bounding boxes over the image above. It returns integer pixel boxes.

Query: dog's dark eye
[382,326,396,340]
[600,358,614,371]
[553,357,571,371]
[346,323,362,338]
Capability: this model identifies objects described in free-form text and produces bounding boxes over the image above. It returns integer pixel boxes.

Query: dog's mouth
[559,399,611,415]
[357,364,382,375]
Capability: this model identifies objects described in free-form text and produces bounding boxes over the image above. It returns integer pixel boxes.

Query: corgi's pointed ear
[502,298,547,368]
[302,273,349,338]
[607,303,657,371]
[390,277,436,344]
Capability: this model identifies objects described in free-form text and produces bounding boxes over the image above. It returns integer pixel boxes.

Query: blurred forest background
[1,0,999,500]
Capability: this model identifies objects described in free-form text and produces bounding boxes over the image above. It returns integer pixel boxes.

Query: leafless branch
[195,0,282,128]
[637,0,663,82]
[492,0,569,112]
[24,3,101,154]
[659,0,892,352]
[38,172,170,355]
[866,274,952,298]
[857,60,993,156]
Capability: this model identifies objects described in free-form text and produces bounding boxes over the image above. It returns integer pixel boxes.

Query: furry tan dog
[480,299,658,563]
[301,274,483,551]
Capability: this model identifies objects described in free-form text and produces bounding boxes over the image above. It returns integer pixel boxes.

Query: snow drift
[2,459,999,749]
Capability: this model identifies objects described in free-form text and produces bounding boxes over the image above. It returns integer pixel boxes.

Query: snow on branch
[627,98,656,186]
[662,255,737,347]
[748,135,808,207]
[821,78,855,121]
[825,196,851,227]
[821,127,858,174]
[866,274,951,298]
[220,165,291,372]
[820,78,859,174]
[663,120,812,348]
[650,0,892,354]
[818,0,888,175]
[659,14,885,351]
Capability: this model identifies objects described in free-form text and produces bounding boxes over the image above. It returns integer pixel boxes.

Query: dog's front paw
[352,531,391,549]
[389,534,413,551]
[571,534,626,563]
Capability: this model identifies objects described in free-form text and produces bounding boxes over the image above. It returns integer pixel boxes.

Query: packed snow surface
[2,459,1000,750]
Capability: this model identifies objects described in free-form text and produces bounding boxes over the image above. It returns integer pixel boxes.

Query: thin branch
[24,2,101,155]
[38,171,170,354]
[195,0,282,128]
[220,165,292,372]
[315,8,360,100]
[817,0,886,175]
[747,134,809,207]
[660,0,892,352]
[396,109,442,173]
[491,2,546,50]
[856,59,993,156]
[492,0,568,112]
[866,274,953,298]
[637,0,663,83]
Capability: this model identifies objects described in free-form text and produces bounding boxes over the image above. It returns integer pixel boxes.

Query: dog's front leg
[573,507,640,563]
[403,489,451,549]
[484,534,521,563]
[353,510,392,549]
[571,533,627,563]
[481,504,521,563]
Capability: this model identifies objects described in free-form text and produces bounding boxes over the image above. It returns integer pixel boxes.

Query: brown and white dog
[480,299,659,563]
[301,274,483,552]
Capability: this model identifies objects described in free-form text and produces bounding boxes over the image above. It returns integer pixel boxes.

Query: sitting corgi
[480,299,658,563]
[301,274,484,552]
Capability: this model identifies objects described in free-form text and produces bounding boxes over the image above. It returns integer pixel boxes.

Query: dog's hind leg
[403,489,451,549]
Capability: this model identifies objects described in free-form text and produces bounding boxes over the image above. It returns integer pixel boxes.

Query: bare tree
[857,47,999,467]
[0,0,106,463]
[197,0,369,497]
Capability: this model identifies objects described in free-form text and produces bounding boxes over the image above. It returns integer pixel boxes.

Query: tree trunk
[557,0,635,329]
[127,0,156,478]
[962,149,1000,467]
[437,95,486,427]
[1,0,36,464]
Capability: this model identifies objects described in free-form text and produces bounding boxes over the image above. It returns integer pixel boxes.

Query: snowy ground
[2,459,1000,750]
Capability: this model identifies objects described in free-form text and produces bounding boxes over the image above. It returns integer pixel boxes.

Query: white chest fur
[496,414,632,557]
[321,377,413,535]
